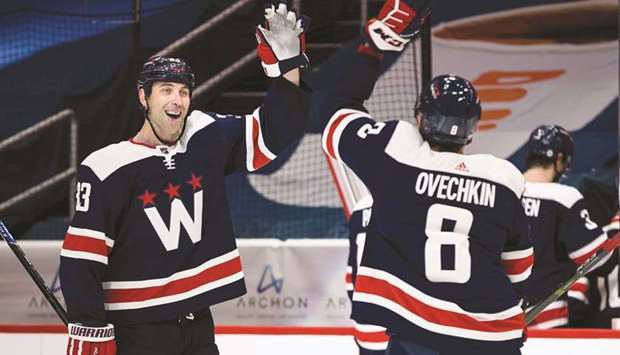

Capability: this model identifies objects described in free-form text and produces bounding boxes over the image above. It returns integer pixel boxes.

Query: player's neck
[429,144,465,154]
[523,166,556,183]
[133,121,167,147]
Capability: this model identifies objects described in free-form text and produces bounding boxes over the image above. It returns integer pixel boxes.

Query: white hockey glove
[66,323,116,355]
[255,2,309,78]
[364,0,431,52]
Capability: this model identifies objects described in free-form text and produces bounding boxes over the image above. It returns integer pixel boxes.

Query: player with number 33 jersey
[60,3,310,354]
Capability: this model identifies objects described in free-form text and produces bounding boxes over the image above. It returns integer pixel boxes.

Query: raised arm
[212,2,311,174]
[255,2,309,86]
[316,0,431,121]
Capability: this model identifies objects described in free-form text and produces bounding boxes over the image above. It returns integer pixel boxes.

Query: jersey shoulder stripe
[322,108,371,161]
[82,141,154,181]
[83,110,215,181]
[178,110,216,149]
[352,195,373,212]
[384,121,525,197]
[523,182,583,208]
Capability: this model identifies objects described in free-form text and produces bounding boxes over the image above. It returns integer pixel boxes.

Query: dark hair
[525,153,554,169]
[429,142,463,153]
[525,151,570,169]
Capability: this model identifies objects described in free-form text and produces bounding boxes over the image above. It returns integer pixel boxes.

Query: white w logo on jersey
[144,191,203,251]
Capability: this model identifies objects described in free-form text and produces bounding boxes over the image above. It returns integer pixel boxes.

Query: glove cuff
[365,20,411,52]
[262,53,309,78]
[68,323,115,342]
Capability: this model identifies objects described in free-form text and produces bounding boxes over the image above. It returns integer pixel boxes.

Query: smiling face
[139,81,191,144]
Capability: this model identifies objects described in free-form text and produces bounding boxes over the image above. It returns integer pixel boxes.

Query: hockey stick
[524,231,620,325]
[0,221,69,325]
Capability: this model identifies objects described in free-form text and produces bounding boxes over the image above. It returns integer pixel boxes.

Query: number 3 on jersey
[424,204,473,283]
[75,182,92,212]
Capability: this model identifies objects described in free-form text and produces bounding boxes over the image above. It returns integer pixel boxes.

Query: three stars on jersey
[137,173,204,207]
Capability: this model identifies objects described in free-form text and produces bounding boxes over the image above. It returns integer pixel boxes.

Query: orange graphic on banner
[478,88,526,102]
[481,109,511,121]
[473,70,566,131]
[473,70,565,86]
[479,123,497,131]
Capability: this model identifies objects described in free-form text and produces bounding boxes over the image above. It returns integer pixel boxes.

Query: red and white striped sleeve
[559,197,610,267]
[61,227,113,265]
[500,247,534,284]
[61,166,114,265]
[60,164,114,326]
[244,108,277,172]
[568,232,609,266]
[567,277,590,304]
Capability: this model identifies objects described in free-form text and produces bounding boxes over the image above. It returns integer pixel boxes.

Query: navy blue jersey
[523,182,609,329]
[346,196,374,300]
[346,196,389,354]
[60,78,310,326]
[568,214,620,329]
[319,52,532,354]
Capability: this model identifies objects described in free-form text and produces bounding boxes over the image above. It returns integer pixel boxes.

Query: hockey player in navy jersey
[59,3,310,355]
[568,212,620,329]
[320,1,532,354]
[521,125,611,329]
[346,196,389,355]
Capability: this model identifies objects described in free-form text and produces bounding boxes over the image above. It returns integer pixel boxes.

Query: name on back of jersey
[522,197,541,217]
[414,171,496,208]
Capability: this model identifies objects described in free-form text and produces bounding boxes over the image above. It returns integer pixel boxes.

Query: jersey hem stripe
[357,267,523,320]
[102,249,240,289]
[103,255,243,305]
[354,292,523,341]
[104,271,244,311]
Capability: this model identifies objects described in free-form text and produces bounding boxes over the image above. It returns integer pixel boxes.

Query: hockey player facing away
[59,3,310,355]
[346,196,390,355]
[568,212,620,329]
[321,1,532,354]
[522,125,611,329]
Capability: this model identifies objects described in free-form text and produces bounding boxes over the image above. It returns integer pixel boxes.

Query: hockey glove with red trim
[364,0,431,52]
[66,323,116,355]
[256,2,309,78]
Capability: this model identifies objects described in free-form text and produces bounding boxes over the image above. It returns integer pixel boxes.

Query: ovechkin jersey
[346,196,389,354]
[319,48,532,354]
[523,182,609,329]
[568,213,620,329]
[60,77,310,326]
[324,111,532,353]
